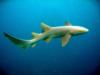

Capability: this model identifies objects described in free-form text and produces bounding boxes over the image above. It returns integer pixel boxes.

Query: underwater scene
[0,0,100,75]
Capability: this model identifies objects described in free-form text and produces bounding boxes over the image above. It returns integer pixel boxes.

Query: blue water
[0,0,100,75]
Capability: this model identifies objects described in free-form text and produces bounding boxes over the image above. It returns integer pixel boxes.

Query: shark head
[69,26,89,36]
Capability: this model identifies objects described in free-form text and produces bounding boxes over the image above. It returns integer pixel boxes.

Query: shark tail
[3,32,34,48]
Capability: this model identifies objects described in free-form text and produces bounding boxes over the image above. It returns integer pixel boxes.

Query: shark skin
[4,22,89,48]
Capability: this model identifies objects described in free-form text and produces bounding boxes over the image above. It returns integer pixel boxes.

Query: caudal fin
[4,32,33,48]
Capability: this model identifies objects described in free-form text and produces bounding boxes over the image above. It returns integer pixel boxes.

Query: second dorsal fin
[32,32,40,38]
[41,22,51,32]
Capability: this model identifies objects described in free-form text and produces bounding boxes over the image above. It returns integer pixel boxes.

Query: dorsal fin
[32,32,40,38]
[65,22,71,26]
[41,22,51,32]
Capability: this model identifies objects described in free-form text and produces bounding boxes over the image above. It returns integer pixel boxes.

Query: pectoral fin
[62,34,71,47]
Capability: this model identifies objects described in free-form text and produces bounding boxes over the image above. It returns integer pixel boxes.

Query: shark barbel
[4,22,89,48]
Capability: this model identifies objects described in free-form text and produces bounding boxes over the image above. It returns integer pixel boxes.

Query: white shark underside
[4,22,89,48]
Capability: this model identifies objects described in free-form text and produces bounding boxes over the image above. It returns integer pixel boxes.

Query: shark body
[4,22,89,48]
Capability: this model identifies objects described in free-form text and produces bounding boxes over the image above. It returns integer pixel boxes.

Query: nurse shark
[4,22,89,48]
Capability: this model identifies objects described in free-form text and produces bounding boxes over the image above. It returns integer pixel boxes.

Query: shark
[4,22,89,48]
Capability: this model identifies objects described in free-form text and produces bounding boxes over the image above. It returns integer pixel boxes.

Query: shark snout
[78,27,89,33]
[83,28,89,32]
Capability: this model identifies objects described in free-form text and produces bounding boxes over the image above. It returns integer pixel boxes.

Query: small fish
[4,22,89,48]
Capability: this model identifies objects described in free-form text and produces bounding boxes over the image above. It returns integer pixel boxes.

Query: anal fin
[32,44,37,47]
[44,36,52,43]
